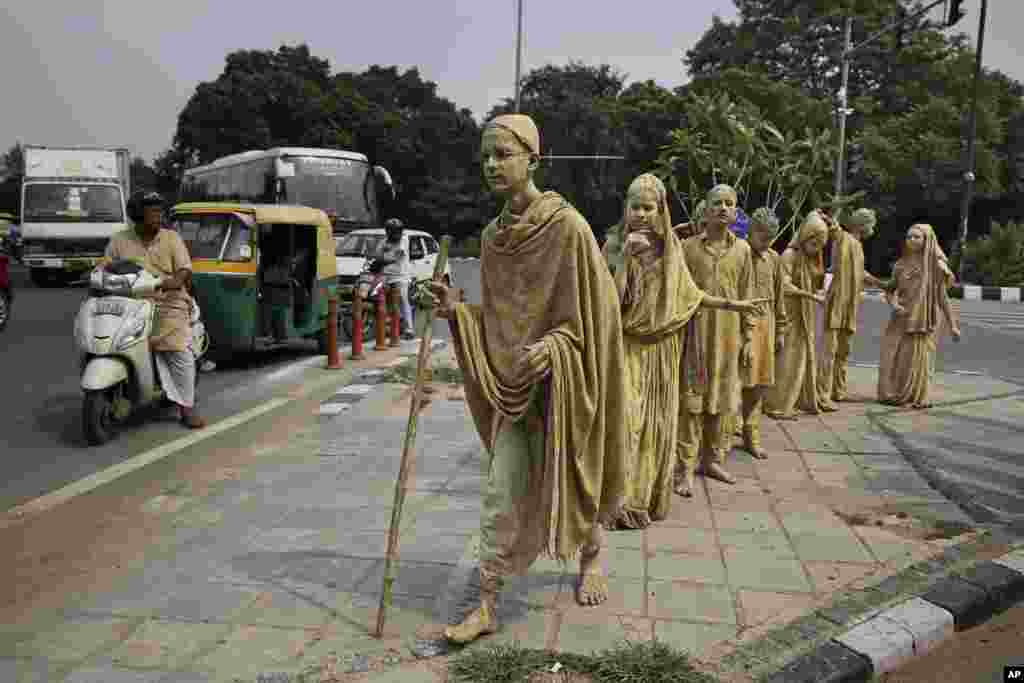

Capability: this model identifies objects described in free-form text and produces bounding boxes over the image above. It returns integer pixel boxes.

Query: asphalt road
[0,263,461,513]
[851,292,1024,386]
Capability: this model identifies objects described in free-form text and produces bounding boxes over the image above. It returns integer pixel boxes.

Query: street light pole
[834,15,853,198]
[955,0,988,281]
[514,0,523,112]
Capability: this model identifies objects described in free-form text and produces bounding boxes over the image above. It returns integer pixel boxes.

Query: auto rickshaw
[168,202,338,358]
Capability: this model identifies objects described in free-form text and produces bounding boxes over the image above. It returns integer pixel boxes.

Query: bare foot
[576,546,608,606]
[703,462,736,484]
[768,411,799,421]
[444,602,497,644]
[673,469,695,497]
[747,444,768,460]
[820,401,839,413]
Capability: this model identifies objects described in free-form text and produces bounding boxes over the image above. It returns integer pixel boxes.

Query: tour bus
[179,148,394,235]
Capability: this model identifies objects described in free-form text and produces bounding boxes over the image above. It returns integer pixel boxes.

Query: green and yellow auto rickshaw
[168,202,338,358]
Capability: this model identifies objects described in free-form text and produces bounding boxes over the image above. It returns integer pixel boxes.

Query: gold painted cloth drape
[450,192,629,566]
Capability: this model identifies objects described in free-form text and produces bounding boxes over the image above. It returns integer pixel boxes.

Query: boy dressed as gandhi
[426,114,629,644]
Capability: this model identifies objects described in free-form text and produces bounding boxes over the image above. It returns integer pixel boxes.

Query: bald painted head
[481,114,541,199]
[704,184,738,233]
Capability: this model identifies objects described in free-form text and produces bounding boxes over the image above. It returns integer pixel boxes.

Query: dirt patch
[833,505,976,543]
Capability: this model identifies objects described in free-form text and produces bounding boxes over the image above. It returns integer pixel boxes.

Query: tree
[960,221,1024,286]
[130,157,157,193]
[0,144,23,216]
[485,62,631,234]
[655,88,853,242]
[2,144,23,175]
[173,45,361,165]
[684,0,1024,274]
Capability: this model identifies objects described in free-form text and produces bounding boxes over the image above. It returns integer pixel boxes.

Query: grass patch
[448,639,720,683]
[923,518,975,540]
[381,359,464,385]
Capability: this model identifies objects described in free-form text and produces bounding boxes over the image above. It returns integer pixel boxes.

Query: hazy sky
[2,1,1021,163]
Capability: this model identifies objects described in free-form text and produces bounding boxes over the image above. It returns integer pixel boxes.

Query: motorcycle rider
[372,218,415,340]
[99,191,206,429]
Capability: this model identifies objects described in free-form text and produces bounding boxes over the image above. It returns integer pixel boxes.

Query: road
[853,292,1024,385]
[0,263,461,513]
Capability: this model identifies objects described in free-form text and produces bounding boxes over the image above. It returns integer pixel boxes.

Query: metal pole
[835,16,853,198]
[514,0,523,112]
[956,0,988,281]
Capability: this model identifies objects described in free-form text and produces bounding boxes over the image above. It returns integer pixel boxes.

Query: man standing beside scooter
[100,192,206,429]
[373,218,416,341]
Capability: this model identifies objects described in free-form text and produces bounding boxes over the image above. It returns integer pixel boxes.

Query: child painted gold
[738,209,788,458]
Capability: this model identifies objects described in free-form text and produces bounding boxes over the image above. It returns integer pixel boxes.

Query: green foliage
[448,639,719,682]
[960,221,1024,286]
[655,87,857,241]
[683,0,1024,264]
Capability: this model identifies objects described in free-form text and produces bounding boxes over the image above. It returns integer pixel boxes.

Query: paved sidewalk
[3,343,1023,682]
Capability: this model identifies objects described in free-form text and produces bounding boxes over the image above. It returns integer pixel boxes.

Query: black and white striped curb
[950,285,1024,303]
[317,338,449,416]
[765,544,1024,682]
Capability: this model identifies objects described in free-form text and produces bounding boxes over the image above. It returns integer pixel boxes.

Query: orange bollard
[389,286,401,347]
[326,296,342,369]
[374,286,388,350]
[351,290,365,360]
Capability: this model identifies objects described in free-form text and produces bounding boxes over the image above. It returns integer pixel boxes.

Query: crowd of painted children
[599,174,961,529]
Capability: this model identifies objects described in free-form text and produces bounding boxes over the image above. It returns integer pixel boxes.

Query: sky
[1,0,1021,164]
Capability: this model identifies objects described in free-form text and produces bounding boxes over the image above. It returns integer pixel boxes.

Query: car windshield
[23,184,124,222]
[286,156,376,226]
[335,233,384,257]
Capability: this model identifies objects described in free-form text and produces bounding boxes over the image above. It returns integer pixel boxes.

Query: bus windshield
[285,156,376,226]
[23,183,124,222]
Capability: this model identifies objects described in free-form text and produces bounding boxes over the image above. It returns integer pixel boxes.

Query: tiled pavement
[2,343,1022,682]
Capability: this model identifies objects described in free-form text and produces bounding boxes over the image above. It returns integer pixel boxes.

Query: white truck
[20,146,131,287]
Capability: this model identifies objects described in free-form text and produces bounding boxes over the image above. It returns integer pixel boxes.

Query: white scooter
[75,261,209,445]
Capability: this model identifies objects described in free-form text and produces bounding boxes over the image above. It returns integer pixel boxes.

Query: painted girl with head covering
[766,209,832,419]
[602,174,763,527]
[877,223,960,408]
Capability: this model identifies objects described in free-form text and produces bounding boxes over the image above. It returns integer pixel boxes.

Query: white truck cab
[20,146,131,287]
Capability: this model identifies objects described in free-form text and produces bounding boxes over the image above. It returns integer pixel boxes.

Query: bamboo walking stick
[374,234,451,638]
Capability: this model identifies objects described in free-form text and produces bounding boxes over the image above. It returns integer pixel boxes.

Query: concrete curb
[949,285,1024,303]
[762,540,1024,682]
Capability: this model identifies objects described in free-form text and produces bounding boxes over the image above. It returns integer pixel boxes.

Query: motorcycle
[341,257,386,341]
[75,260,209,445]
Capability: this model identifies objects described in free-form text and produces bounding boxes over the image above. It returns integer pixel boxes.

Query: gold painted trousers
[478,395,548,579]
[818,328,853,401]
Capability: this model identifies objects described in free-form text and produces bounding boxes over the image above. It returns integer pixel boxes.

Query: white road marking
[1,397,291,527]
[318,403,353,416]
[334,384,375,395]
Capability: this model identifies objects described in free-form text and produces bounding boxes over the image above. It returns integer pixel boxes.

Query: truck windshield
[23,184,124,222]
[285,156,376,227]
